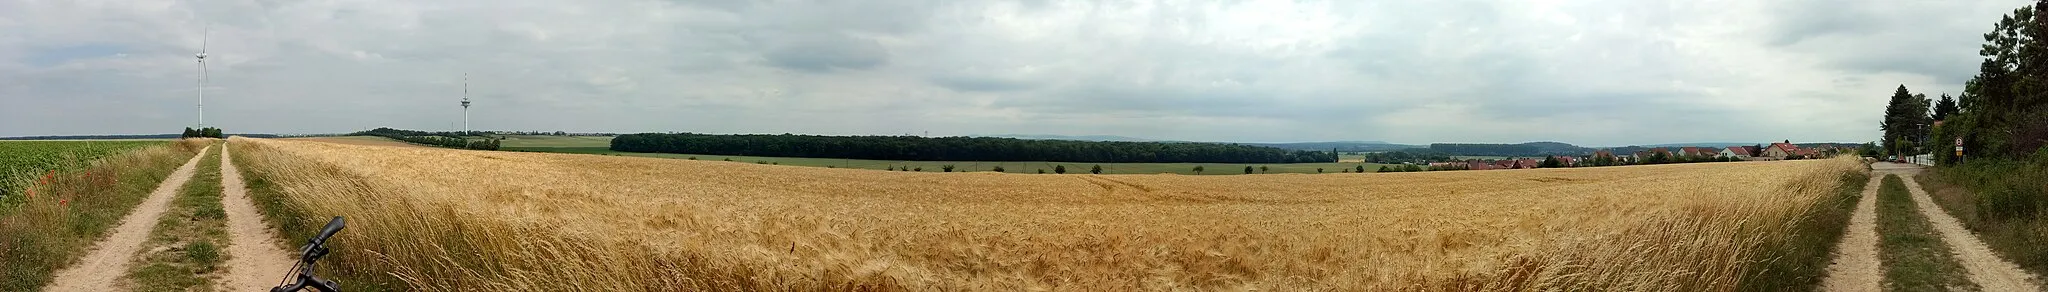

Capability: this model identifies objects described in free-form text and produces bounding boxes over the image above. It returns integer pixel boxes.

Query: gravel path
[218,144,300,290]
[1896,168,2043,291]
[42,146,210,291]
[1821,173,1884,292]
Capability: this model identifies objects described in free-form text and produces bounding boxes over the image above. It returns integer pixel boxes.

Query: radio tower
[461,74,471,134]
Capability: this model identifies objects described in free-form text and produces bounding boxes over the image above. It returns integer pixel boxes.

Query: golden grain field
[227,137,1865,291]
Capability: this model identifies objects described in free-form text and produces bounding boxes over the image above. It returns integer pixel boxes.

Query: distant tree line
[182,127,224,138]
[610,133,1338,163]
[352,127,501,150]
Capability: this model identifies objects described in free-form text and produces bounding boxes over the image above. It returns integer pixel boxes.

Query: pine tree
[1881,85,1930,156]
[1935,94,1959,121]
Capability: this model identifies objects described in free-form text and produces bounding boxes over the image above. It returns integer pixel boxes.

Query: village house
[1553,155,1580,166]
[1762,142,1802,159]
[1633,148,1672,161]
[1679,147,1717,158]
[1720,146,1754,160]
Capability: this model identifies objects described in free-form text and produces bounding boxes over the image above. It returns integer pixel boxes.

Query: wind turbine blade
[201,25,210,53]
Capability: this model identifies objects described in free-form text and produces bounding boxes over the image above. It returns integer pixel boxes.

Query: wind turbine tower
[461,74,471,134]
[195,26,209,128]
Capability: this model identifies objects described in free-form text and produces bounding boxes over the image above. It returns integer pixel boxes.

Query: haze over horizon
[1,0,2022,146]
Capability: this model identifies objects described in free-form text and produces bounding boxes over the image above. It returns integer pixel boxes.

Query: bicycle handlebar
[275,216,346,292]
[312,217,345,249]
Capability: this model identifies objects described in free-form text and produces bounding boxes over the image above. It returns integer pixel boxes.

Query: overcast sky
[0,0,2027,145]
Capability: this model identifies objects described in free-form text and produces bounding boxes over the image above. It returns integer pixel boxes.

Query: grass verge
[228,139,403,291]
[1877,174,1976,291]
[1736,167,1869,290]
[0,140,207,291]
[1918,150,2048,278]
[123,144,229,290]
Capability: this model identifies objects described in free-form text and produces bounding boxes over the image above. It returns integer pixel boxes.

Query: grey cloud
[0,0,2019,146]
[761,34,889,72]
[929,74,1036,92]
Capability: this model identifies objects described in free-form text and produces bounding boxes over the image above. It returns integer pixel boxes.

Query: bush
[942,165,955,172]
[1054,165,1066,174]
[991,166,1005,172]
[1355,165,1365,173]
[1193,166,1204,174]
[1317,168,1324,173]
[1244,166,1254,174]
[1978,184,2042,222]
[1090,165,1102,174]
[913,167,922,172]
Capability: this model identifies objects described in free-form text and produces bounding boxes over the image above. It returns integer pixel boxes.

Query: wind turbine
[195,25,209,128]
[461,74,471,134]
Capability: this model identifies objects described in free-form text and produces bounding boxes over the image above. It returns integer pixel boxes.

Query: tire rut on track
[42,146,210,291]
[1820,173,1883,292]
[218,144,300,291]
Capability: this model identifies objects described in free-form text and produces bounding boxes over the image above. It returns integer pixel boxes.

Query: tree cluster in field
[1899,1,2048,165]
[352,128,501,150]
[1380,164,1426,172]
[609,133,1338,163]
[181,127,225,139]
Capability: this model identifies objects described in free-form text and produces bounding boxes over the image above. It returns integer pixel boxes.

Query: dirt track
[1895,166,2042,291]
[42,146,209,291]
[1820,173,1883,292]
[219,144,300,290]
[1824,163,2043,291]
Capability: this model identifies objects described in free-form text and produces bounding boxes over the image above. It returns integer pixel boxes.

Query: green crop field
[1,141,161,188]
[503,146,1399,175]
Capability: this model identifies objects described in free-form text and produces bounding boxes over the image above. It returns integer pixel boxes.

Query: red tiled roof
[1771,143,1799,151]
[1725,146,1753,156]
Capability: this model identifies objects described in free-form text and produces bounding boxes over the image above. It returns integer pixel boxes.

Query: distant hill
[0,134,280,140]
[1429,141,1594,156]
[1238,141,1422,152]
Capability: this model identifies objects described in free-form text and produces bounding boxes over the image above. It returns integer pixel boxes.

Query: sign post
[1955,138,1965,164]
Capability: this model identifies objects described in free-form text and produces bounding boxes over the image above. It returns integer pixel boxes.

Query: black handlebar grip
[313,216,345,246]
